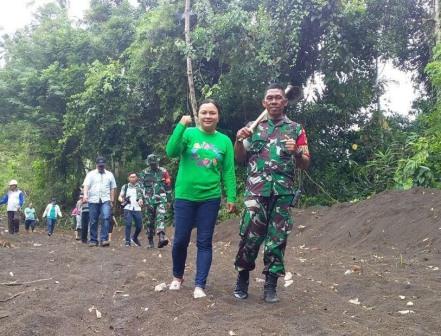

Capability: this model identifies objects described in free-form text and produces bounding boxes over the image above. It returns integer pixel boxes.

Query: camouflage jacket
[243,115,309,197]
[138,166,172,205]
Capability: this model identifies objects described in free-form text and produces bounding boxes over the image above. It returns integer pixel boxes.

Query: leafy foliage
[0,0,437,212]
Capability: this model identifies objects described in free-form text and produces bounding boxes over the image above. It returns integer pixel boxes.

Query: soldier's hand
[283,137,297,154]
[236,127,252,141]
[226,202,237,214]
[180,115,193,127]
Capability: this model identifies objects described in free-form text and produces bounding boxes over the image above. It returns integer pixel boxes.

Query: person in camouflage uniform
[233,83,310,303]
[138,154,172,248]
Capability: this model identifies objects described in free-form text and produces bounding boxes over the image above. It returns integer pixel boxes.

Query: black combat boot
[157,232,169,248]
[147,236,154,248]
[233,270,249,299]
[263,273,280,303]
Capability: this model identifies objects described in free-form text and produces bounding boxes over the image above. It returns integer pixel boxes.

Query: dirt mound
[293,188,441,254]
[1,188,441,335]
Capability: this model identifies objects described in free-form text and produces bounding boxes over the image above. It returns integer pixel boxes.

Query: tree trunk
[436,0,440,43]
[184,0,198,121]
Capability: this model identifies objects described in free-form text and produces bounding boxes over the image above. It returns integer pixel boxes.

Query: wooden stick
[0,277,53,286]
[0,291,25,302]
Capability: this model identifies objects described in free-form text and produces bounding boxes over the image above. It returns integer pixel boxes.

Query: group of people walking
[79,153,172,248]
[0,180,63,235]
[1,84,310,303]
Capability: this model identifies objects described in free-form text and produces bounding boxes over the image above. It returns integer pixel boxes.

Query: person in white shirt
[82,157,117,247]
[0,179,25,234]
[118,173,145,246]
[42,197,62,236]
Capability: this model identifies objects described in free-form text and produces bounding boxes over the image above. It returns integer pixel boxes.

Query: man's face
[97,164,105,173]
[262,88,288,119]
[128,174,138,184]
[9,185,17,191]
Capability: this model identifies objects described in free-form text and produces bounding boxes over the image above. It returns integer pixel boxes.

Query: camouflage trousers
[234,194,294,276]
[144,202,167,238]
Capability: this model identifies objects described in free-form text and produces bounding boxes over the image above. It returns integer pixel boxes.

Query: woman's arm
[166,116,191,158]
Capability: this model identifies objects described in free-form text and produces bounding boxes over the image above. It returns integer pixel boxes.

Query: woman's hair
[198,99,221,114]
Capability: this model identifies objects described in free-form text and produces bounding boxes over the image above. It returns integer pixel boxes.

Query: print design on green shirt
[191,142,223,168]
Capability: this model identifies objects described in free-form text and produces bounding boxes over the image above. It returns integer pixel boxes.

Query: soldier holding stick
[233,83,310,303]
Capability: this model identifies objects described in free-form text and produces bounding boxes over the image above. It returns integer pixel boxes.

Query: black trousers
[81,211,90,243]
[7,211,20,234]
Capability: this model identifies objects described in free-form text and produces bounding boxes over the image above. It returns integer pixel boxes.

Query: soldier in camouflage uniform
[138,154,172,248]
[233,83,310,303]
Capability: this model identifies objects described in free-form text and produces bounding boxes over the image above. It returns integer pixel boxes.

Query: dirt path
[1,188,441,335]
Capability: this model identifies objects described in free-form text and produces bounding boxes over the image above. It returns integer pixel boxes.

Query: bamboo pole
[184,0,198,122]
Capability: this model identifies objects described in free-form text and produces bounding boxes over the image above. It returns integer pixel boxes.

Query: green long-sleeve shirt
[166,123,236,203]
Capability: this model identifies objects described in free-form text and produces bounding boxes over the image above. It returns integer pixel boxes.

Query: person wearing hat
[42,197,63,236]
[82,156,117,247]
[138,154,172,248]
[0,179,25,234]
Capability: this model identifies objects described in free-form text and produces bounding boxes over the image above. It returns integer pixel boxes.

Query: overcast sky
[0,0,417,116]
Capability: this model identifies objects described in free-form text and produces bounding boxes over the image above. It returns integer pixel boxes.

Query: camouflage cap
[145,154,160,164]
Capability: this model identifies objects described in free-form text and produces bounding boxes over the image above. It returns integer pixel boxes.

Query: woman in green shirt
[166,99,237,298]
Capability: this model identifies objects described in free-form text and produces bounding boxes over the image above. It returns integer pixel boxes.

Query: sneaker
[131,237,141,247]
[48,233,52,236]
[88,242,98,247]
[169,278,183,290]
[100,240,110,247]
[125,241,131,247]
[193,287,206,299]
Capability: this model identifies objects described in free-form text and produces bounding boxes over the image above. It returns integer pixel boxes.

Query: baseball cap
[96,156,106,165]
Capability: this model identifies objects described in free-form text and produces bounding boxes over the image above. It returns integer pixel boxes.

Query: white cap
[8,179,18,186]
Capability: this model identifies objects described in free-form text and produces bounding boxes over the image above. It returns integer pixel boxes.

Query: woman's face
[198,103,219,133]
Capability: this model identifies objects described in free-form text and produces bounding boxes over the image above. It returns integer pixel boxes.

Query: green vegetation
[0,0,439,214]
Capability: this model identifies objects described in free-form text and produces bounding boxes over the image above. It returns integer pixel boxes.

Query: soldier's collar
[263,114,292,125]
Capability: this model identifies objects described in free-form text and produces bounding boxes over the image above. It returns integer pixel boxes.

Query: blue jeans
[47,218,56,234]
[124,210,142,243]
[25,219,36,231]
[89,201,112,243]
[172,198,221,288]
